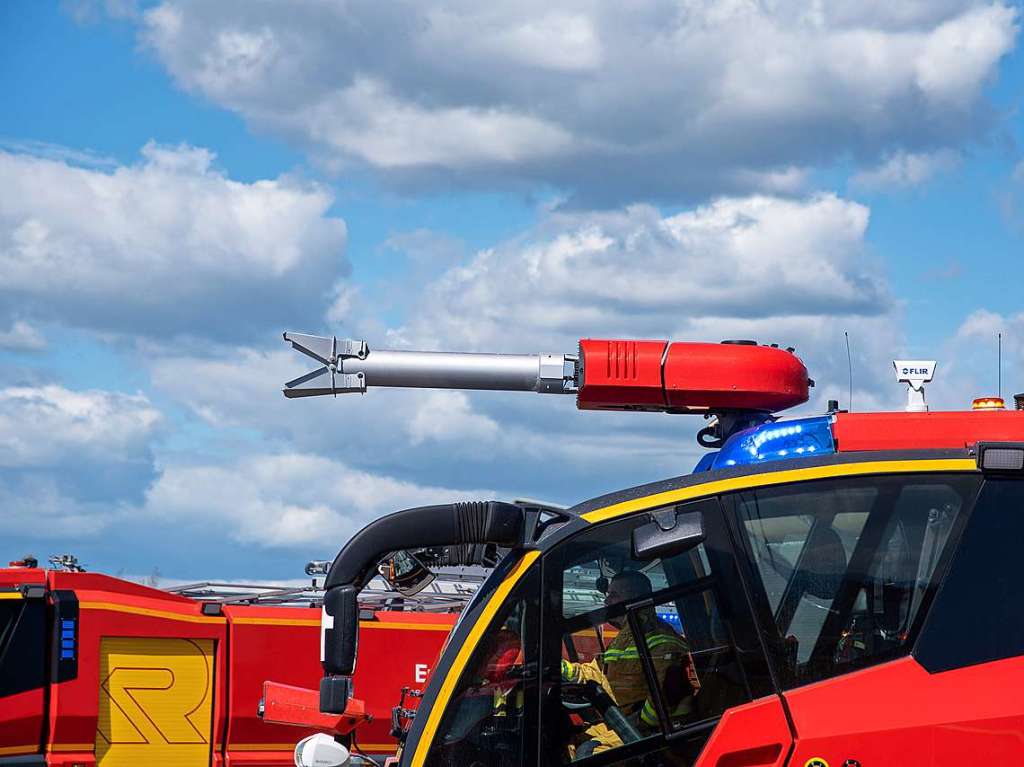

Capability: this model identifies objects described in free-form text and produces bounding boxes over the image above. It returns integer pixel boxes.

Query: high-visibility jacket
[562,615,698,753]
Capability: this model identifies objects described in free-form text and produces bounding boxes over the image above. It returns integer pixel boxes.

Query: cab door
[724,471,989,767]
[538,498,793,767]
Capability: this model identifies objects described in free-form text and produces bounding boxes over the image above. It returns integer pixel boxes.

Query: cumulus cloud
[0,321,46,351]
[936,309,1024,404]
[140,1,1018,202]
[0,142,348,342]
[143,452,494,547]
[396,194,887,350]
[384,192,915,454]
[851,149,962,190]
[0,385,162,536]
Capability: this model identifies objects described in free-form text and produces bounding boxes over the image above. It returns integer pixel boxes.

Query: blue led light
[657,611,683,631]
[710,415,835,470]
[61,649,74,660]
[62,619,75,630]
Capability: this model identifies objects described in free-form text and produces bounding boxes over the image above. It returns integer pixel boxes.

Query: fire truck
[0,557,473,766]
[282,333,1024,767]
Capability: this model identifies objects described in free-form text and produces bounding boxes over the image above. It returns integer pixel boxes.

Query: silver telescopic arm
[282,333,578,398]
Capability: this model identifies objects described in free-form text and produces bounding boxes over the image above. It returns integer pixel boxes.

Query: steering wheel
[561,681,642,744]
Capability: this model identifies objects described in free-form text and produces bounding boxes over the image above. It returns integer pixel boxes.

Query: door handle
[715,743,784,767]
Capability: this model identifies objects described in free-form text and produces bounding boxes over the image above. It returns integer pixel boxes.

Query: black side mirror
[322,585,359,676]
[632,509,705,561]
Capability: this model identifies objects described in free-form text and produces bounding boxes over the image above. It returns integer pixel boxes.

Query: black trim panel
[49,590,78,684]
[915,478,1024,673]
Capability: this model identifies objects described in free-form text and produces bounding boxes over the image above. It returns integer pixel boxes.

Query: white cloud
[0,385,161,468]
[0,320,46,351]
[929,309,1024,406]
[397,194,886,350]
[851,149,962,190]
[0,385,163,537]
[914,5,1019,107]
[143,453,494,547]
[407,391,500,446]
[0,142,348,341]
[298,78,574,170]
[140,1,1018,202]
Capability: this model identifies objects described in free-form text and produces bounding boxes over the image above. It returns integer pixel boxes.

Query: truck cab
[286,333,1024,767]
[401,436,1024,767]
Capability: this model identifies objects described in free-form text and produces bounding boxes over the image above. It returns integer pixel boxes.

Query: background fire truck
[0,557,477,766]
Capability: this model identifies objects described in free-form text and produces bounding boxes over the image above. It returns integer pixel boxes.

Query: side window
[543,501,761,765]
[732,474,979,686]
[0,595,46,697]
[426,566,539,767]
[916,478,1024,673]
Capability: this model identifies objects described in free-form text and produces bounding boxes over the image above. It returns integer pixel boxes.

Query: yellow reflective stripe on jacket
[640,699,658,726]
[603,633,688,662]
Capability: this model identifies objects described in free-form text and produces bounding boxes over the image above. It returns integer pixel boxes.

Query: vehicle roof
[567,446,975,520]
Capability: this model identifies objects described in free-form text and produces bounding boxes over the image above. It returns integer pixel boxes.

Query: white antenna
[998,333,1002,399]
[845,331,853,411]
[893,360,936,412]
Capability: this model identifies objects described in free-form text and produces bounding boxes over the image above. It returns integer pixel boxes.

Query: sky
[1,0,1023,582]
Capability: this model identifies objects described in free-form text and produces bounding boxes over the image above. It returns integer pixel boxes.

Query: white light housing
[294,734,350,767]
[893,360,936,412]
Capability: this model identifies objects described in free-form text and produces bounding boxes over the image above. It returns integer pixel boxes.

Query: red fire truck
[282,333,1024,767]
[0,560,466,766]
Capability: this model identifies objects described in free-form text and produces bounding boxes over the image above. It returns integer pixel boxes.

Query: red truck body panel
[835,410,1024,452]
[0,569,455,766]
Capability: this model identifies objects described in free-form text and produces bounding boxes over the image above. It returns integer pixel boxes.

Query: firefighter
[561,571,699,757]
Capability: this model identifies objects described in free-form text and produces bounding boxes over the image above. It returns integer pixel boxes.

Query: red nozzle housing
[260,681,369,735]
[577,339,809,414]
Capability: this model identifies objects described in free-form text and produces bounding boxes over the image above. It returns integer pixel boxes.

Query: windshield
[733,473,979,685]
[434,551,522,660]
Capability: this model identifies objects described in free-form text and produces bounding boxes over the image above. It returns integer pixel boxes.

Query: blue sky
[1,1,1022,581]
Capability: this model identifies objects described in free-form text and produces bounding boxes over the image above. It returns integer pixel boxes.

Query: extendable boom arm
[282,332,811,416]
[283,332,577,397]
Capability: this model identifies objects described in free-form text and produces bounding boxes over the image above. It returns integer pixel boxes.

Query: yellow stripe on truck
[79,601,224,624]
[0,745,38,756]
[583,458,977,523]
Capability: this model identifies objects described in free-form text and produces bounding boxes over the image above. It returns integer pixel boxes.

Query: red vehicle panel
[834,411,1024,452]
[784,656,1024,767]
[694,694,792,767]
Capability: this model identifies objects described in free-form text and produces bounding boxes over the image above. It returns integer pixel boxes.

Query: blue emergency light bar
[708,415,835,471]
